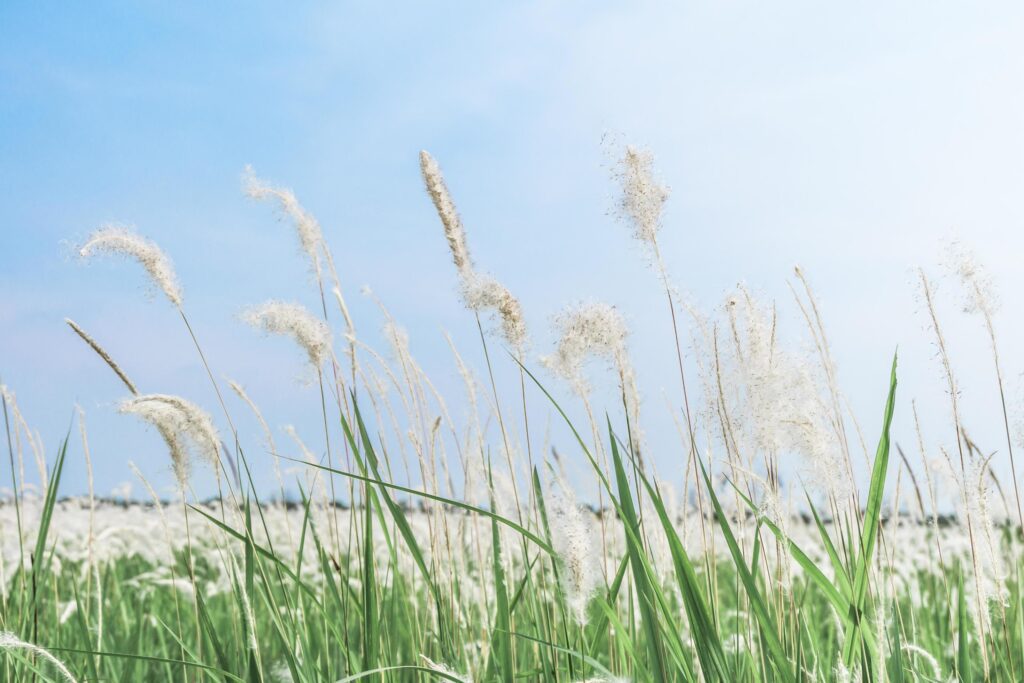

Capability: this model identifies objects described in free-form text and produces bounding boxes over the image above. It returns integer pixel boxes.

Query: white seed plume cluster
[614,145,670,249]
[461,273,527,350]
[419,151,472,273]
[544,482,601,624]
[242,301,332,369]
[420,655,473,683]
[78,225,183,306]
[708,289,849,502]
[243,166,325,276]
[959,455,1008,626]
[119,394,222,486]
[544,302,640,430]
[419,150,527,350]
[943,239,998,318]
[0,631,79,683]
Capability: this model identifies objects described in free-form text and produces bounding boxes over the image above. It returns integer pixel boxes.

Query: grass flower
[119,394,221,486]
[78,225,183,306]
[242,301,332,369]
[243,166,325,276]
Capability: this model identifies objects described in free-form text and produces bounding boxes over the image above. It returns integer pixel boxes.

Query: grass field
[1,148,1021,682]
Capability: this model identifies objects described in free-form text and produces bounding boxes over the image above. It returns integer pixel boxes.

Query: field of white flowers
[1,146,1021,681]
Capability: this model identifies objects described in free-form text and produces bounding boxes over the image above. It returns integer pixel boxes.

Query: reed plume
[544,302,640,432]
[419,150,527,350]
[943,240,1023,531]
[78,225,183,307]
[614,145,670,250]
[419,150,472,273]
[64,318,138,394]
[544,480,601,624]
[0,631,78,683]
[243,166,325,277]
[242,301,332,369]
[119,394,222,487]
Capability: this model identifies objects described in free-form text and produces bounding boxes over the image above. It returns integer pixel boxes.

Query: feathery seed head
[243,301,332,368]
[544,302,630,395]
[419,655,472,683]
[420,150,472,273]
[119,394,221,487]
[614,145,669,248]
[0,631,79,683]
[545,481,601,624]
[243,166,324,275]
[943,239,999,317]
[78,225,183,306]
[461,273,527,350]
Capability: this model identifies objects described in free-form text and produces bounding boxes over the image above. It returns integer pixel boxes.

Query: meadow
[1,147,1021,682]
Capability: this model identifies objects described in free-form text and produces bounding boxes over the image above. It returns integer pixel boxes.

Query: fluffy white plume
[544,302,639,430]
[419,150,472,273]
[420,151,527,350]
[0,631,78,683]
[119,394,221,486]
[545,481,601,624]
[461,273,527,350]
[78,225,183,306]
[243,166,325,275]
[943,239,998,317]
[243,301,332,368]
[614,145,669,248]
[419,655,473,683]
[715,289,850,502]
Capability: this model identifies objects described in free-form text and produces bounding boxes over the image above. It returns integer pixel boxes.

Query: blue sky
[3,2,1024,500]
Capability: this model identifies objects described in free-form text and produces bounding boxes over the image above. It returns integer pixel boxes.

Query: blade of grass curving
[842,353,898,670]
[587,552,630,663]
[48,646,246,682]
[639,468,729,680]
[30,432,69,639]
[333,665,469,682]
[194,586,231,680]
[509,629,621,682]
[283,454,553,555]
[608,423,670,681]
[699,458,796,683]
[729,484,852,617]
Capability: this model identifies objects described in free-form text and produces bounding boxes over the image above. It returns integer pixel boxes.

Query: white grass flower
[943,239,998,318]
[0,631,79,683]
[243,166,324,276]
[545,481,601,624]
[544,302,640,431]
[614,145,669,249]
[544,303,630,395]
[419,654,472,682]
[901,643,940,680]
[78,225,183,306]
[718,289,850,502]
[461,273,527,350]
[419,150,472,273]
[243,301,332,369]
[420,151,527,350]
[119,394,222,486]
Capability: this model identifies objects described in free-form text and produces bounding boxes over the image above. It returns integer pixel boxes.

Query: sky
[2,1,1024,503]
